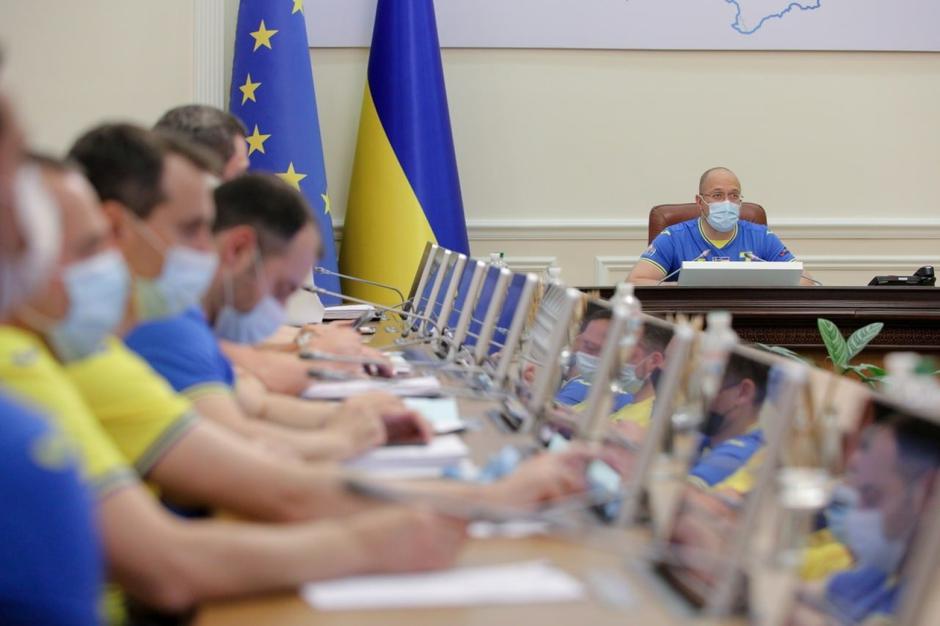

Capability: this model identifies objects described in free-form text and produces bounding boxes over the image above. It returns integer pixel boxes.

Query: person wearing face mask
[122,169,432,452]
[554,309,634,413]
[687,353,770,492]
[789,416,940,626]
[152,103,374,390]
[610,322,670,428]
[627,167,814,286]
[0,86,104,626]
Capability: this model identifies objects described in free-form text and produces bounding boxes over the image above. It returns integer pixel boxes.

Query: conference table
[195,320,940,626]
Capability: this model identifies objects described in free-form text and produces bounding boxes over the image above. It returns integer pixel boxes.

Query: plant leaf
[845,323,884,362]
[853,363,887,378]
[818,318,849,370]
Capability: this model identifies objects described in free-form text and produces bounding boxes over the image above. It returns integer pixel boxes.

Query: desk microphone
[742,252,823,285]
[656,249,711,285]
[314,267,406,305]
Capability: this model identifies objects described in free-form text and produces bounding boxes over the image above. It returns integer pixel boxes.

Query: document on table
[302,560,585,611]
[403,397,465,434]
[322,304,376,321]
[302,376,442,400]
[344,434,469,475]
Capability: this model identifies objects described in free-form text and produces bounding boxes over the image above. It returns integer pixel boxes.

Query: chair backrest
[648,202,767,243]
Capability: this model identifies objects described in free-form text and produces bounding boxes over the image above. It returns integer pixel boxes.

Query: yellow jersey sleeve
[64,338,199,476]
[610,396,655,428]
[0,326,136,497]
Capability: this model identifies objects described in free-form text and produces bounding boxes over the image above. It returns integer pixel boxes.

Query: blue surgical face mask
[43,250,130,363]
[575,351,600,383]
[617,361,647,395]
[825,484,860,544]
[705,200,741,233]
[213,254,286,345]
[130,218,219,321]
[842,506,908,573]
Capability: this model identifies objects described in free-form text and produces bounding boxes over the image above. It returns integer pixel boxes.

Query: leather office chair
[647,202,767,244]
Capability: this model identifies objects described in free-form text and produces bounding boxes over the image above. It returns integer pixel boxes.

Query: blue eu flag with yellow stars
[229,0,340,304]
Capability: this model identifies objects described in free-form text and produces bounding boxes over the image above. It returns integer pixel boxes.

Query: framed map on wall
[305,0,940,52]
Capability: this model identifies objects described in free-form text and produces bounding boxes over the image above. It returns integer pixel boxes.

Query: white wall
[2,2,937,286]
[0,0,194,154]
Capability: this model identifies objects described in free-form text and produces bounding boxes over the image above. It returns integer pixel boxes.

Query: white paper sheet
[403,397,465,434]
[344,434,469,474]
[302,376,442,400]
[302,560,585,611]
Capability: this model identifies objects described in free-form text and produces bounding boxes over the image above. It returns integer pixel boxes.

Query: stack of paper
[345,435,469,479]
[403,397,466,434]
[303,376,442,400]
[323,304,377,321]
[302,560,585,611]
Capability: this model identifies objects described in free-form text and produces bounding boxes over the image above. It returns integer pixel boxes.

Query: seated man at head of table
[627,167,815,286]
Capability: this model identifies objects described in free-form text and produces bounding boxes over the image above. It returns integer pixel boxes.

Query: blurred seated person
[554,309,633,413]
[787,416,940,626]
[70,124,406,461]
[688,353,769,493]
[627,167,814,286]
[0,84,104,625]
[609,322,672,429]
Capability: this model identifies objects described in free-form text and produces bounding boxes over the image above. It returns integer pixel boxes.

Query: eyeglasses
[700,191,743,203]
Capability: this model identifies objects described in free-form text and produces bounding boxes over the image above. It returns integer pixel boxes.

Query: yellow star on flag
[245,125,271,156]
[321,193,331,215]
[239,74,261,105]
[250,20,278,51]
[292,0,305,15]
[277,163,307,190]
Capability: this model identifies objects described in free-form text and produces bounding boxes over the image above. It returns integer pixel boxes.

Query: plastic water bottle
[698,311,739,401]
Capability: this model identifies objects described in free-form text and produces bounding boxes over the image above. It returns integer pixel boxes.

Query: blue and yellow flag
[340,0,470,306]
[229,0,340,303]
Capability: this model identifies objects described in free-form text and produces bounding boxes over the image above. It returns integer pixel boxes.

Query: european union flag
[339,0,470,307]
[229,0,340,304]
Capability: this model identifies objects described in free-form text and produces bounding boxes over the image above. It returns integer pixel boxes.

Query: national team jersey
[0,393,103,626]
[0,326,136,495]
[688,428,765,489]
[64,337,199,477]
[555,377,634,412]
[639,218,796,281]
[125,306,236,400]
[825,566,900,623]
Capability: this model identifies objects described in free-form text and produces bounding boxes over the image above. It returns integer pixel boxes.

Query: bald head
[699,167,740,195]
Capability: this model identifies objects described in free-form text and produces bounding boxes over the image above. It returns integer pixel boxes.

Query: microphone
[656,249,711,285]
[314,267,405,305]
[743,252,822,285]
[304,285,431,337]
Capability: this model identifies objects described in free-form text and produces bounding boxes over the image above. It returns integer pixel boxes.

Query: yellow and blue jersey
[63,337,199,478]
[689,428,765,489]
[125,306,235,400]
[0,392,103,625]
[639,218,795,281]
[825,566,900,623]
[555,377,634,412]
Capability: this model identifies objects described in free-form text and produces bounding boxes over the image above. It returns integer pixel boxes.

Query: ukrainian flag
[229,0,341,303]
[340,0,470,306]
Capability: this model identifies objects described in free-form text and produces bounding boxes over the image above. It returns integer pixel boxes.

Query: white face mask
[842,506,908,573]
[131,218,219,321]
[0,165,61,315]
[705,200,741,233]
[36,250,130,362]
[575,351,600,383]
[213,252,286,345]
